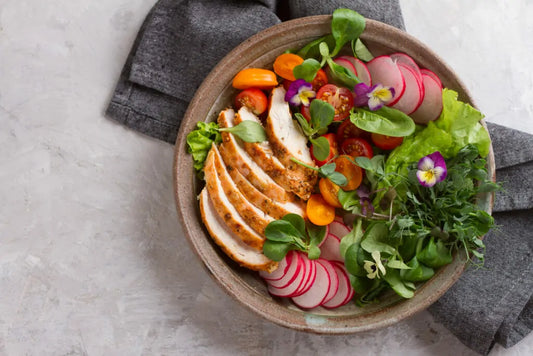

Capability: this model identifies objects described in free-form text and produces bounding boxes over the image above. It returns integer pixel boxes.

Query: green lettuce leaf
[379,89,491,198]
[186,122,222,173]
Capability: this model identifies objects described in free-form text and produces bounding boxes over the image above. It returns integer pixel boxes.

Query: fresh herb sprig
[291,157,347,186]
[294,99,335,161]
[340,144,500,303]
[263,214,327,261]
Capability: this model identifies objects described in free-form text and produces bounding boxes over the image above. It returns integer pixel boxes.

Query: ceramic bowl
[173,15,495,333]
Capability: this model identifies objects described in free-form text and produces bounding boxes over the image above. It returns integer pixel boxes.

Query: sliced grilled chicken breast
[217,153,306,219]
[199,188,278,272]
[218,109,295,203]
[204,148,265,251]
[209,144,274,235]
[234,106,314,200]
[265,87,317,199]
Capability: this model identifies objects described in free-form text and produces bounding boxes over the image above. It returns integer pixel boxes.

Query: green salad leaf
[263,214,327,261]
[330,8,366,57]
[350,106,416,137]
[186,122,222,174]
[383,89,491,183]
[219,120,267,143]
[352,38,374,61]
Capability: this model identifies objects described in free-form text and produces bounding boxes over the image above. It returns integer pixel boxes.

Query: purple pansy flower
[353,83,395,111]
[416,151,447,187]
[285,79,316,106]
[357,185,374,217]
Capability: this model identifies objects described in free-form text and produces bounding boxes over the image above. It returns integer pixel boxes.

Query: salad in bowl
[175,9,497,332]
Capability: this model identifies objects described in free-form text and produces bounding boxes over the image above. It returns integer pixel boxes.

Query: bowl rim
[173,15,495,333]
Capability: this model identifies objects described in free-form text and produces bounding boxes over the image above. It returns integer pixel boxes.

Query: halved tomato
[334,155,363,191]
[310,133,338,167]
[371,133,404,150]
[336,118,369,143]
[307,194,336,226]
[319,178,342,208]
[232,68,278,89]
[341,137,373,159]
[234,88,268,115]
[316,84,354,121]
[273,53,304,81]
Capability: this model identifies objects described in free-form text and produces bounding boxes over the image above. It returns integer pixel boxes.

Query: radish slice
[333,58,357,76]
[366,55,406,106]
[319,234,343,262]
[268,258,307,297]
[291,254,317,297]
[259,251,292,281]
[420,68,442,88]
[322,262,353,308]
[267,251,301,289]
[410,73,443,124]
[319,260,339,305]
[391,64,425,115]
[291,261,331,309]
[333,262,356,305]
[337,56,372,86]
[328,220,351,239]
[390,53,422,82]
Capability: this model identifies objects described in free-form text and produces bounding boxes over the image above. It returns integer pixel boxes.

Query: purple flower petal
[353,83,371,107]
[360,197,374,217]
[285,79,314,106]
[416,151,447,187]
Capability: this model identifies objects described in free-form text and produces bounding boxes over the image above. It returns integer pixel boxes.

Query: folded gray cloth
[105,1,532,354]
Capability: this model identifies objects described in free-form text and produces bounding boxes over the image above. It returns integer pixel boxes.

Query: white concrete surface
[0,0,531,355]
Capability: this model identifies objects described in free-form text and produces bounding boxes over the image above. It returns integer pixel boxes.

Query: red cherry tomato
[336,119,369,143]
[316,84,354,121]
[310,133,338,166]
[234,88,268,115]
[341,137,374,159]
[371,133,404,150]
[300,104,311,122]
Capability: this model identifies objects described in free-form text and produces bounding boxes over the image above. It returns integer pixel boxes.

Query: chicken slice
[204,147,265,251]
[218,108,296,203]
[219,155,306,219]
[209,144,274,235]
[234,106,315,200]
[265,86,318,200]
[199,188,278,272]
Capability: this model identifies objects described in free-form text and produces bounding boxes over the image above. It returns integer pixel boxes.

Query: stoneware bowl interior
[173,15,495,333]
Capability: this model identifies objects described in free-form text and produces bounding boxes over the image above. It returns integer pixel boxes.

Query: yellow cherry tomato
[319,178,342,208]
[306,194,336,226]
[273,53,304,81]
[232,68,278,89]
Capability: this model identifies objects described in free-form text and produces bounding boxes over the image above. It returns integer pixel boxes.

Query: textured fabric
[105,1,532,354]
[105,0,403,143]
[428,208,533,355]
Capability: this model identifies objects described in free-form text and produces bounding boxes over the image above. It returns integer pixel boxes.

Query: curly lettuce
[384,89,490,185]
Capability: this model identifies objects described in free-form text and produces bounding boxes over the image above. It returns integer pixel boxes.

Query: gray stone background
[1,0,532,355]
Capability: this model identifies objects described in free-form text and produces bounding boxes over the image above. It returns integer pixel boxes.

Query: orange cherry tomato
[234,88,268,115]
[232,68,278,89]
[334,155,363,191]
[273,53,304,81]
[371,133,404,150]
[306,194,336,226]
[319,178,342,208]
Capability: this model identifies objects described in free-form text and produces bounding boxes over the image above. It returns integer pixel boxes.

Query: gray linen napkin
[105,1,532,354]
